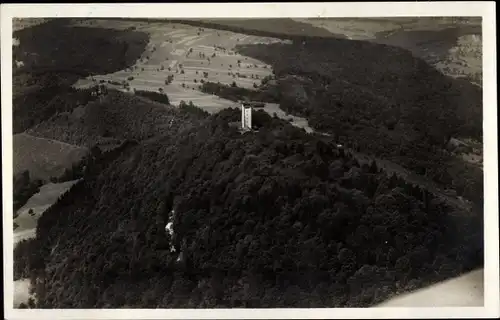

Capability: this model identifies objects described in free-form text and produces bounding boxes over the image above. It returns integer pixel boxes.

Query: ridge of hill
[26,90,192,148]
[16,109,483,308]
[233,38,482,205]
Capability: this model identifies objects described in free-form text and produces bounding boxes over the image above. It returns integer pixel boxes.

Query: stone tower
[241,104,252,130]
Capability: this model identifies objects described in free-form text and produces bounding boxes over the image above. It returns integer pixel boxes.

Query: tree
[231,81,237,88]
[27,297,36,308]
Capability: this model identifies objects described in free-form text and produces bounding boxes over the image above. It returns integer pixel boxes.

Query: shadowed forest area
[234,38,482,206]
[14,108,483,308]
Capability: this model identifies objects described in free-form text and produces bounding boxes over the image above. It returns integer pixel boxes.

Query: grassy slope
[13,133,88,182]
[14,179,81,245]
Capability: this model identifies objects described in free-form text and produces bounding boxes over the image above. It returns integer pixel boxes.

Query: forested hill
[235,37,483,205]
[13,19,149,134]
[19,109,483,308]
[27,90,189,148]
[13,19,148,80]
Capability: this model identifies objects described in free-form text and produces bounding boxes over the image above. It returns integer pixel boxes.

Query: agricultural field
[13,133,88,182]
[72,19,285,112]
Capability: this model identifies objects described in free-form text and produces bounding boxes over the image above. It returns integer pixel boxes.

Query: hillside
[13,133,88,182]
[12,19,149,133]
[16,109,483,308]
[27,90,189,148]
[292,18,482,85]
[233,38,482,204]
[13,19,148,79]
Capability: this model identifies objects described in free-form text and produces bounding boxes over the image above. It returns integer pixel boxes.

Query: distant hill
[105,17,346,40]
[13,19,148,79]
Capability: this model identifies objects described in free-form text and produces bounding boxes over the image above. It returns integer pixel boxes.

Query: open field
[13,133,88,182]
[75,20,288,112]
[71,19,284,111]
[14,179,81,244]
[13,279,35,308]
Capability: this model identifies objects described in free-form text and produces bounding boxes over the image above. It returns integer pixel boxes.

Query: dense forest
[13,19,148,134]
[15,108,482,308]
[134,90,171,105]
[27,90,187,148]
[13,170,43,214]
[13,19,148,79]
[200,81,280,103]
[233,39,483,205]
